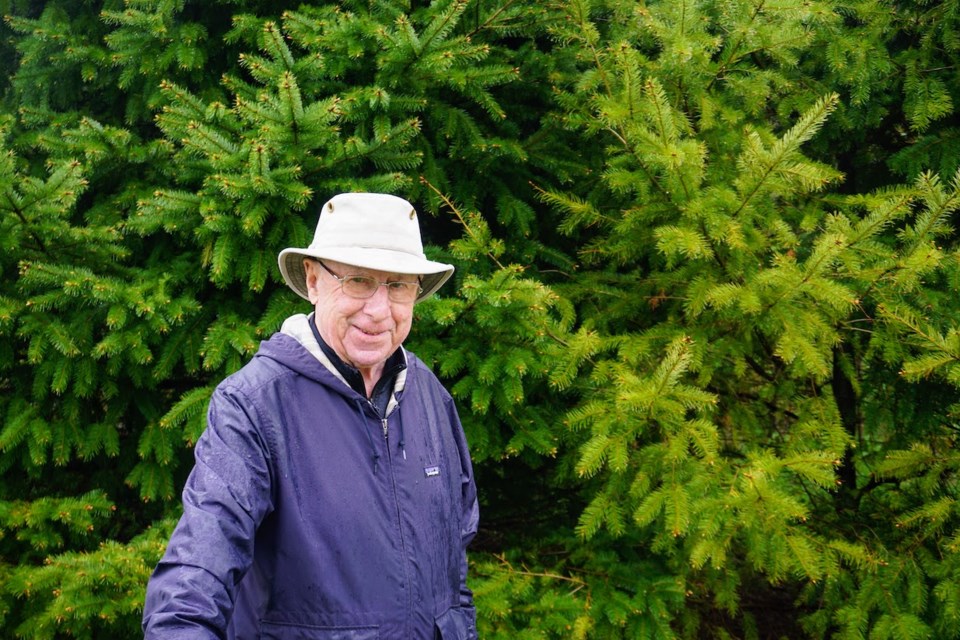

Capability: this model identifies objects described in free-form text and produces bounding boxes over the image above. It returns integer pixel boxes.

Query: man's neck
[307,315,405,411]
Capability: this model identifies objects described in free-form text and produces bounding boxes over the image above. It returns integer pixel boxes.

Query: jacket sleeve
[142,385,274,639]
[449,396,480,634]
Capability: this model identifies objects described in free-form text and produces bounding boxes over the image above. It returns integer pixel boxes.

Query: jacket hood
[273,313,349,385]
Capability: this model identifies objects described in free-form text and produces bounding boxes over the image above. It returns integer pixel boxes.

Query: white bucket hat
[278,193,455,303]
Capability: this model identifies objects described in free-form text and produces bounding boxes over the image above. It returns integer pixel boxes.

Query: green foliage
[3,519,175,640]
[1,0,960,638]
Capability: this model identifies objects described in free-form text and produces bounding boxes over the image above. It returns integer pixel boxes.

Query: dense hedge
[1,1,959,638]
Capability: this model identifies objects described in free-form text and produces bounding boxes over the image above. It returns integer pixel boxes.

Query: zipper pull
[381,418,389,439]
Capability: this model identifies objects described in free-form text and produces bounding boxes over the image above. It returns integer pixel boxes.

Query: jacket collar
[306,313,405,412]
[278,314,409,413]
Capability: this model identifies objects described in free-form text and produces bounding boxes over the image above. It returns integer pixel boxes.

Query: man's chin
[343,346,391,370]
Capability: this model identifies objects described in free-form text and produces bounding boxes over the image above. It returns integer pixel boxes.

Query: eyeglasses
[316,261,422,303]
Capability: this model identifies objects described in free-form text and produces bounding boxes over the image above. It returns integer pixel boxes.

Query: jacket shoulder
[404,351,455,404]
[404,349,437,378]
[218,333,307,395]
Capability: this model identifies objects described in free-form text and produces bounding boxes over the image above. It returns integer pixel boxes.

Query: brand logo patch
[424,465,440,477]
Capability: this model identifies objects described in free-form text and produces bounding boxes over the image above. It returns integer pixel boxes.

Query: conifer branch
[262,21,295,72]
[566,0,613,99]
[911,171,960,241]
[732,93,839,219]
[420,0,469,53]
[466,0,520,38]
[602,126,672,201]
[645,78,692,201]
[10,205,49,254]
[707,0,768,92]
[494,553,588,589]
[420,176,505,269]
[278,72,303,144]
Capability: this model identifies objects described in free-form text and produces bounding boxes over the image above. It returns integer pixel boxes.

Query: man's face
[304,258,415,376]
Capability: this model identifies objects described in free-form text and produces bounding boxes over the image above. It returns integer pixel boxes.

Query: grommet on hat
[278,193,455,303]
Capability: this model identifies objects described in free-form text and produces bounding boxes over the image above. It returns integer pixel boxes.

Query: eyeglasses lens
[342,276,419,302]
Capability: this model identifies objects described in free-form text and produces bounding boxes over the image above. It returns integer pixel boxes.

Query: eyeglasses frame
[314,260,423,303]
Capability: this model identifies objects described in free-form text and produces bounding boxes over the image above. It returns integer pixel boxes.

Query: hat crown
[277,192,455,303]
[311,193,425,260]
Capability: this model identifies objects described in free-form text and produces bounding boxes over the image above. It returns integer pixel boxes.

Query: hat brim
[278,247,454,303]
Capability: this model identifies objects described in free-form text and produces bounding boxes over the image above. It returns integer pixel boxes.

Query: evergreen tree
[464,1,960,638]
[0,1,958,638]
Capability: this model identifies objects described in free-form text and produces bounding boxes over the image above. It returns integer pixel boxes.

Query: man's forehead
[323,259,417,280]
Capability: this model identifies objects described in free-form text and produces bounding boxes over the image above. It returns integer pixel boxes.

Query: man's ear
[304,259,321,305]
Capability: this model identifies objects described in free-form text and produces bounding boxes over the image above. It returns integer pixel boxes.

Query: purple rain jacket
[142,314,479,639]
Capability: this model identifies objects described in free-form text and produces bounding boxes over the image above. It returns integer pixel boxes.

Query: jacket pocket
[259,621,379,640]
[434,607,476,640]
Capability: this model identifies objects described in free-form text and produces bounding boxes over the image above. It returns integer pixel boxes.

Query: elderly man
[143,193,479,640]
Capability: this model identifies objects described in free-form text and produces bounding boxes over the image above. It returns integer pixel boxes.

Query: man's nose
[362,284,392,315]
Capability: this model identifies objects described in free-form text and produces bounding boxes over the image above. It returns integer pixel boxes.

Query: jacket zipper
[381,413,411,636]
